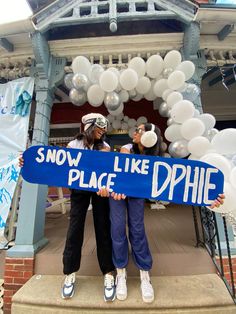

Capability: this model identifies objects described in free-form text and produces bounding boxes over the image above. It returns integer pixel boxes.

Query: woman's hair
[133,123,164,156]
[74,125,106,150]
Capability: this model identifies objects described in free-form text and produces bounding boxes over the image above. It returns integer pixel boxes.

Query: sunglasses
[94,117,108,130]
[134,127,145,134]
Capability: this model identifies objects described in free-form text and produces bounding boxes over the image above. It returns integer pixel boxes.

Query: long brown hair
[133,123,164,156]
[74,125,107,150]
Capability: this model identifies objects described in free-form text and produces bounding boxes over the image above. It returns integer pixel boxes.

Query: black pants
[63,190,114,275]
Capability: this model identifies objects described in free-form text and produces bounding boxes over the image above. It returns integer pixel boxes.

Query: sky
[216,0,236,4]
[0,0,32,25]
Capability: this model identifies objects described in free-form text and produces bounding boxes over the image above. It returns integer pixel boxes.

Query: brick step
[12,274,235,313]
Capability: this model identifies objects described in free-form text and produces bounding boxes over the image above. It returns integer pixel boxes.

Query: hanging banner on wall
[22,145,224,206]
[0,77,34,246]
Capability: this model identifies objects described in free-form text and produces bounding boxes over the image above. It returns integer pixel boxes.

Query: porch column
[8,32,66,257]
[182,22,207,113]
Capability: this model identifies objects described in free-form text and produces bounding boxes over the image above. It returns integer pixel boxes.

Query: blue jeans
[109,197,152,271]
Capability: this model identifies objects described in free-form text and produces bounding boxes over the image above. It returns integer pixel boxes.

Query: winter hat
[82,113,108,131]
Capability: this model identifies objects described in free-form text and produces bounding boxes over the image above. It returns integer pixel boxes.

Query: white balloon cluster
[65,52,236,219]
[64,51,197,112]
[106,114,147,138]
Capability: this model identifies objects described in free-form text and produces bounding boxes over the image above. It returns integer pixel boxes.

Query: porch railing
[192,205,236,303]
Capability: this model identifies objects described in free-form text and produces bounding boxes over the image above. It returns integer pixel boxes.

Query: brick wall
[3,257,34,313]
[216,256,236,290]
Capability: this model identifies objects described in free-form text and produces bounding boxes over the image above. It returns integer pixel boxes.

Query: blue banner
[21,145,224,206]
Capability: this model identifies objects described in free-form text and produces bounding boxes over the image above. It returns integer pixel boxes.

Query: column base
[7,237,49,258]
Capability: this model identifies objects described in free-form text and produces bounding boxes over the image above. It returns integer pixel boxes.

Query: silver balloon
[64,73,74,90]
[69,88,87,106]
[129,89,137,99]
[158,102,169,117]
[206,128,219,141]
[72,73,89,91]
[182,83,200,102]
[168,139,189,158]
[163,68,173,79]
[104,92,120,111]
[167,117,175,126]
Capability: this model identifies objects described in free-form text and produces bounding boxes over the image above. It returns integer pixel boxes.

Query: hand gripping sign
[21,145,224,206]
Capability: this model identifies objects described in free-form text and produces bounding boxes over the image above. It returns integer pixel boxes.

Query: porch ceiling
[0,6,235,64]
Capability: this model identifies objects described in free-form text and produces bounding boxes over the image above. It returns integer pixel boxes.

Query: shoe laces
[141,278,153,295]
[64,273,75,286]
[117,273,126,290]
[104,274,114,289]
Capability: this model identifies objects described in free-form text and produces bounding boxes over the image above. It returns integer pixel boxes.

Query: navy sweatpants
[109,197,152,271]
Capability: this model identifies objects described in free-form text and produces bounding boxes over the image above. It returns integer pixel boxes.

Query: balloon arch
[64,51,236,219]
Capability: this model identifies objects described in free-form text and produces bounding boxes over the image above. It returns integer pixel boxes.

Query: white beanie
[82,113,107,131]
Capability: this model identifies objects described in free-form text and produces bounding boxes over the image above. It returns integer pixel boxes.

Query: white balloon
[167,71,185,90]
[194,109,200,117]
[107,114,115,123]
[119,90,129,102]
[164,153,171,158]
[144,80,156,101]
[87,84,104,107]
[116,112,124,121]
[187,136,211,157]
[198,113,216,131]
[120,69,138,91]
[176,61,195,81]
[137,116,148,125]
[129,127,136,139]
[170,100,195,123]
[188,154,199,160]
[207,182,236,213]
[181,118,205,140]
[166,91,183,108]
[108,67,120,78]
[128,57,146,78]
[164,124,183,142]
[121,122,128,130]
[128,118,137,128]
[99,70,118,92]
[108,103,124,116]
[72,56,91,75]
[123,115,129,122]
[153,79,168,97]
[164,50,182,70]
[146,54,164,78]
[132,93,143,102]
[200,153,232,181]
[230,167,236,189]
[162,89,173,101]
[88,64,104,84]
[211,128,236,155]
[136,77,151,94]
[112,120,122,129]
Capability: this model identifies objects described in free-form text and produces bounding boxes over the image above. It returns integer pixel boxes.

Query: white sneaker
[116,268,127,301]
[140,270,154,303]
[61,272,76,299]
[104,273,116,302]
